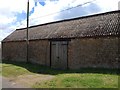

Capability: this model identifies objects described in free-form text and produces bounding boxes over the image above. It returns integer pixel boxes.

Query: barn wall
[2,40,50,66]
[2,41,27,62]
[29,40,50,66]
[2,37,119,70]
[68,37,119,69]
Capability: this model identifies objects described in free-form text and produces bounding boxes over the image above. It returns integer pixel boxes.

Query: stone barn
[2,10,120,70]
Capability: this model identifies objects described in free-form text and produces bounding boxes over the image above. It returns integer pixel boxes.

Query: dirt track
[1,76,26,88]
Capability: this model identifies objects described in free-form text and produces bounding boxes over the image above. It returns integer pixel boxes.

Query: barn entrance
[51,41,68,70]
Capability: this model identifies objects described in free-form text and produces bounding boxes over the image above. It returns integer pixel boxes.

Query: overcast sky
[0,0,119,42]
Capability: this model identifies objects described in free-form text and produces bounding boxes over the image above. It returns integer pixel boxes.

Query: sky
[0,0,120,42]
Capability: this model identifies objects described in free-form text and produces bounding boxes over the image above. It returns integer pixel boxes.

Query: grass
[0,62,2,76]
[33,74,119,88]
[2,63,31,77]
[1,60,120,88]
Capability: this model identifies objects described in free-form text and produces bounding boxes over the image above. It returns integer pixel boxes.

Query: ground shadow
[2,60,120,75]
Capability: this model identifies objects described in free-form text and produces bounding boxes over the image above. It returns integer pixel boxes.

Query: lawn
[1,61,119,88]
[33,74,118,88]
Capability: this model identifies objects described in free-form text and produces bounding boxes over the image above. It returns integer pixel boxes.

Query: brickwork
[68,37,119,69]
[2,41,27,62]
[2,40,50,66]
[2,37,119,69]
[29,40,50,66]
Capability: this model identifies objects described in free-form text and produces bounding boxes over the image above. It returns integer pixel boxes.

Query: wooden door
[51,41,68,69]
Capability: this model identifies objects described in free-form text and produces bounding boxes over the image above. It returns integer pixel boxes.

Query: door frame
[49,39,70,69]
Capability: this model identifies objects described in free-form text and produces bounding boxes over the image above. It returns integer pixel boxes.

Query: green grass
[33,74,119,88]
[2,63,31,77]
[0,63,2,76]
[1,60,119,88]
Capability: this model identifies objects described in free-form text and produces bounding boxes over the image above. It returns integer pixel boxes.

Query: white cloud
[0,0,28,13]
[29,0,120,25]
[94,0,119,12]
[0,0,120,42]
[0,14,16,25]
[29,0,94,25]
[0,0,36,41]
[0,28,14,41]
[0,0,35,25]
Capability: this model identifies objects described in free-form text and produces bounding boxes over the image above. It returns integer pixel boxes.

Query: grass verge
[33,74,118,88]
[1,60,119,88]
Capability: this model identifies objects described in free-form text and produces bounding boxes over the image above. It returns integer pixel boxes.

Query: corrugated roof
[2,10,120,42]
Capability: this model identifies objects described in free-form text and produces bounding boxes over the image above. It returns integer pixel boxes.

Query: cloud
[29,0,120,26]
[0,14,16,25]
[0,0,120,42]
[29,0,94,25]
[0,0,27,13]
[0,28,14,42]
[95,0,119,12]
[0,0,36,41]
[54,2,101,20]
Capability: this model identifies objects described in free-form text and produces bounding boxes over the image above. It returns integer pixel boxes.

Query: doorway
[51,41,68,69]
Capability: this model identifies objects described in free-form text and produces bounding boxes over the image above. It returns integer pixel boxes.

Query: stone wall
[2,41,27,62]
[68,37,119,69]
